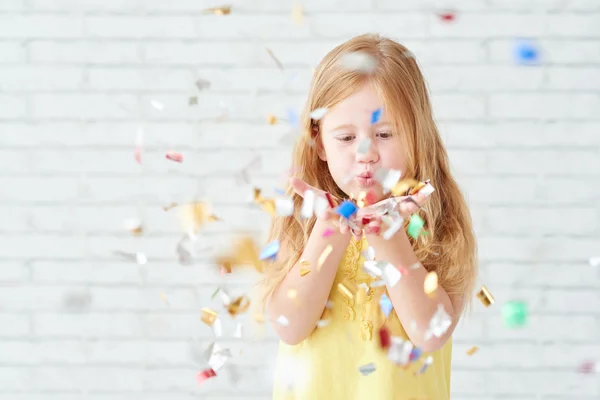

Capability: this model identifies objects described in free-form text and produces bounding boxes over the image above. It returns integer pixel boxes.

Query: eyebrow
[330,123,356,132]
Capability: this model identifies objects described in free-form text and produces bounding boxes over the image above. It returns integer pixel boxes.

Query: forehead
[321,84,386,130]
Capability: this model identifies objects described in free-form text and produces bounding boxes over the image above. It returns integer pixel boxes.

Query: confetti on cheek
[309,107,328,120]
[423,271,438,297]
[165,151,184,163]
[502,301,528,328]
[196,368,217,386]
[466,346,479,356]
[476,285,495,307]
[371,108,382,124]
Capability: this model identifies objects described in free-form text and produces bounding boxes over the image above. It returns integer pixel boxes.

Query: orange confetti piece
[424,271,438,297]
[477,286,494,307]
[226,295,250,317]
[162,202,178,211]
[201,308,218,326]
[203,5,231,15]
[466,346,479,356]
[266,114,278,125]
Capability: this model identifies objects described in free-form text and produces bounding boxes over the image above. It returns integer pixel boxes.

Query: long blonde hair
[257,33,477,314]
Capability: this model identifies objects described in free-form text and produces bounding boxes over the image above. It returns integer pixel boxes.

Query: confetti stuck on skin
[275,315,290,326]
[476,285,495,307]
[259,240,280,261]
[310,107,328,120]
[339,51,377,73]
[196,368,217,386]
[318,245,333,270]
[502,301,528,328]
[424,304,452,341]
[371,108,382,124]
[203,5,231,15]
[358,362,376,376]
[165,151,184,163]
[266,47,284,70]
[466,346,479,356]
[357,138,372,155]
[151,100,164,111]
[322,228,334,238]
[424,271,438,297]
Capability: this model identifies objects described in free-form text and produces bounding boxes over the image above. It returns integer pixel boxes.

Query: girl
[258,33,477,399]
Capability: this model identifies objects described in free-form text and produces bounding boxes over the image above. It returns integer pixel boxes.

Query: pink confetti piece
[322,228,334,237]
[134,147,141,164]
[196,368,216,385]
[166,151,184,163]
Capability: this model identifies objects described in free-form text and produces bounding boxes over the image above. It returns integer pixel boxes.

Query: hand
[397,191,429,218]
[289,177,338,223]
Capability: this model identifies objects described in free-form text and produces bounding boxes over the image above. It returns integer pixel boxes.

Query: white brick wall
[0,0,599,398]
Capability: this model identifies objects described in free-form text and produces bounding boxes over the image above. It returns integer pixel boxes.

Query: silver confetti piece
[358,362,376,376]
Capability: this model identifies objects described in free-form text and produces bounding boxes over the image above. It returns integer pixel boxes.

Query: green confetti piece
[407,214,427,239]
[502,301,528,328]
[211,287,220,300]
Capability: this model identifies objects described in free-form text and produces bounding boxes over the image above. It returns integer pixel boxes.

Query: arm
[366,229,461,352]
[267,216,351,345]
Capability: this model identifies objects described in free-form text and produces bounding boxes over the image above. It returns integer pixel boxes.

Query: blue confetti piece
[287,108,300,127]
[336,200,358,219]
[409,347,422,362]
[274,188,285,195]
[371,108,382,124]
[259,240,280,261]
[379,294,393,318]
[514,39,540,65]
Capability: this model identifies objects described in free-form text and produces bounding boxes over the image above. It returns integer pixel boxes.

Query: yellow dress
[272,237,452,400]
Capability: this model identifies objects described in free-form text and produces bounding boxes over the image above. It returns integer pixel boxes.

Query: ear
[317,139,327,161]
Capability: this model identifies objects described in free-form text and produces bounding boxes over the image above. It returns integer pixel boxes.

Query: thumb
[289,177,308,198]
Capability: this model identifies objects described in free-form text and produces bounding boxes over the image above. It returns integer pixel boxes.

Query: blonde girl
[258,33,477,400]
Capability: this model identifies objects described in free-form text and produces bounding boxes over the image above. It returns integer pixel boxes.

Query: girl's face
[318,83,407,202]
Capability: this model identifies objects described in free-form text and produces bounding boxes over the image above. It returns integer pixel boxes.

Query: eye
[377,132,393,139]
[336,135,355,143]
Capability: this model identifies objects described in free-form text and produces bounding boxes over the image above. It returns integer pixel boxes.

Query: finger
[289,177,308,198]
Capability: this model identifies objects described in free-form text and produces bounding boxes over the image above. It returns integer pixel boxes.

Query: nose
[355,138,379,164]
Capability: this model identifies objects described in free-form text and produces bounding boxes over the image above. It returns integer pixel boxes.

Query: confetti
[233,323,243,338]
[514,39,540,65]
[339,51,377,73]
[379,327,391,349]
[227,296,251,317]
[316,319,330,328]
[259,240,280,261]
[123,218,143,235]
[407,214,427,239]
[176,235,194,266]
[203,5,231,15]
[438,9,457,22]
[424,304,452,340]
[589,257,600,267]
[357,138,372,155]
[387,337,413,366]
[150,100,164,111]
[195,78,211,91]
[275,197,294,217]
[210,287,220,300]
[337,282,354,300]
[476,285,495,307]
[371,108,382,124]
[275,315,289,326]
[466,346,479,356]
[162,202,178,211]
[375,168,402,194]
[266,47,284,70]
[578,360,599,374]
[502,301,527,328]
[134,128,143,164]
[177,202,213,234]
[409,347,422,362]
[424,271,438,297]
[113,250,147,265]
[322,228,334,237]
[358,362,376,376]
[379,294,393,317]
[382,263,401,287]
[382,217,403,240]
[196,368,217,386]
[188,96,198,106]
[336,200,358,219]
[310,107,328,120]
[410,179,435,197]
[201,308,218,326]
[160,291,170,307]
[266,114,278,125]
[299,260,310,276]
[62,289,92,312]
[391,178,419,197]
[287,108,300,127]
[301,190,315,218]
[291,3,303,25]
[318,245,333,270]
[416,356,433,375]
[165,151,184,163]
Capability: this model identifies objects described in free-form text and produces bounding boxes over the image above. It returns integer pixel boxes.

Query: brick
[0,0,25,10]
[30,0,139,12]
[88,68,195,91]
[30,40,141,64]
[483,206,597,235]
[0,313,30,336]
[490,93,600,119]
[0,94,27,118]
[486,262,599,287]
[547,67,600,89]
[431,94,487,119]
[31,367,144,391]
[32,261,141,284]
[0,367,33,391]
[451,370,488,395]
[34,313,142,337]
[489,39,600,64]
[0,235,87,258]
[487,315,598,341]
[32,94,138,119]
[429,12,544,38]
[0,16,83,38]
[0,66,84,91]
[0,259,27,282]
[0,42,27,63]
[423,65,545,91]
[311,13,428,39]
[487,371,598,396]
[479,237,600,262]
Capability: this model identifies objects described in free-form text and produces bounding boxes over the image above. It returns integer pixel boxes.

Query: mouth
[355,171,375,188]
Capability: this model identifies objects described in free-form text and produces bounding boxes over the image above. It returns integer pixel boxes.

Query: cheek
[380,144,406,170]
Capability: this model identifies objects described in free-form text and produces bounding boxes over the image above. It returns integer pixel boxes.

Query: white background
[0,0,599,399]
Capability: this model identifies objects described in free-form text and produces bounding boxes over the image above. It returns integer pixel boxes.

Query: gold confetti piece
[188,96,198,106]
[266,114,278,125]
[177,202,212,234]
[226,295,250,317]
[291,3,303,25]
[337,282,354,300]
[201,308,218,326]
[163,202,178,211]
[318,245,333,270]
[424,271,438,297]
[123,218,143,235]
[391,178,419,196]
[300,268,310,277]
[466,346,479,356]
[266,47,284,70]
[203,5,231,15]
[476,285,494,307]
